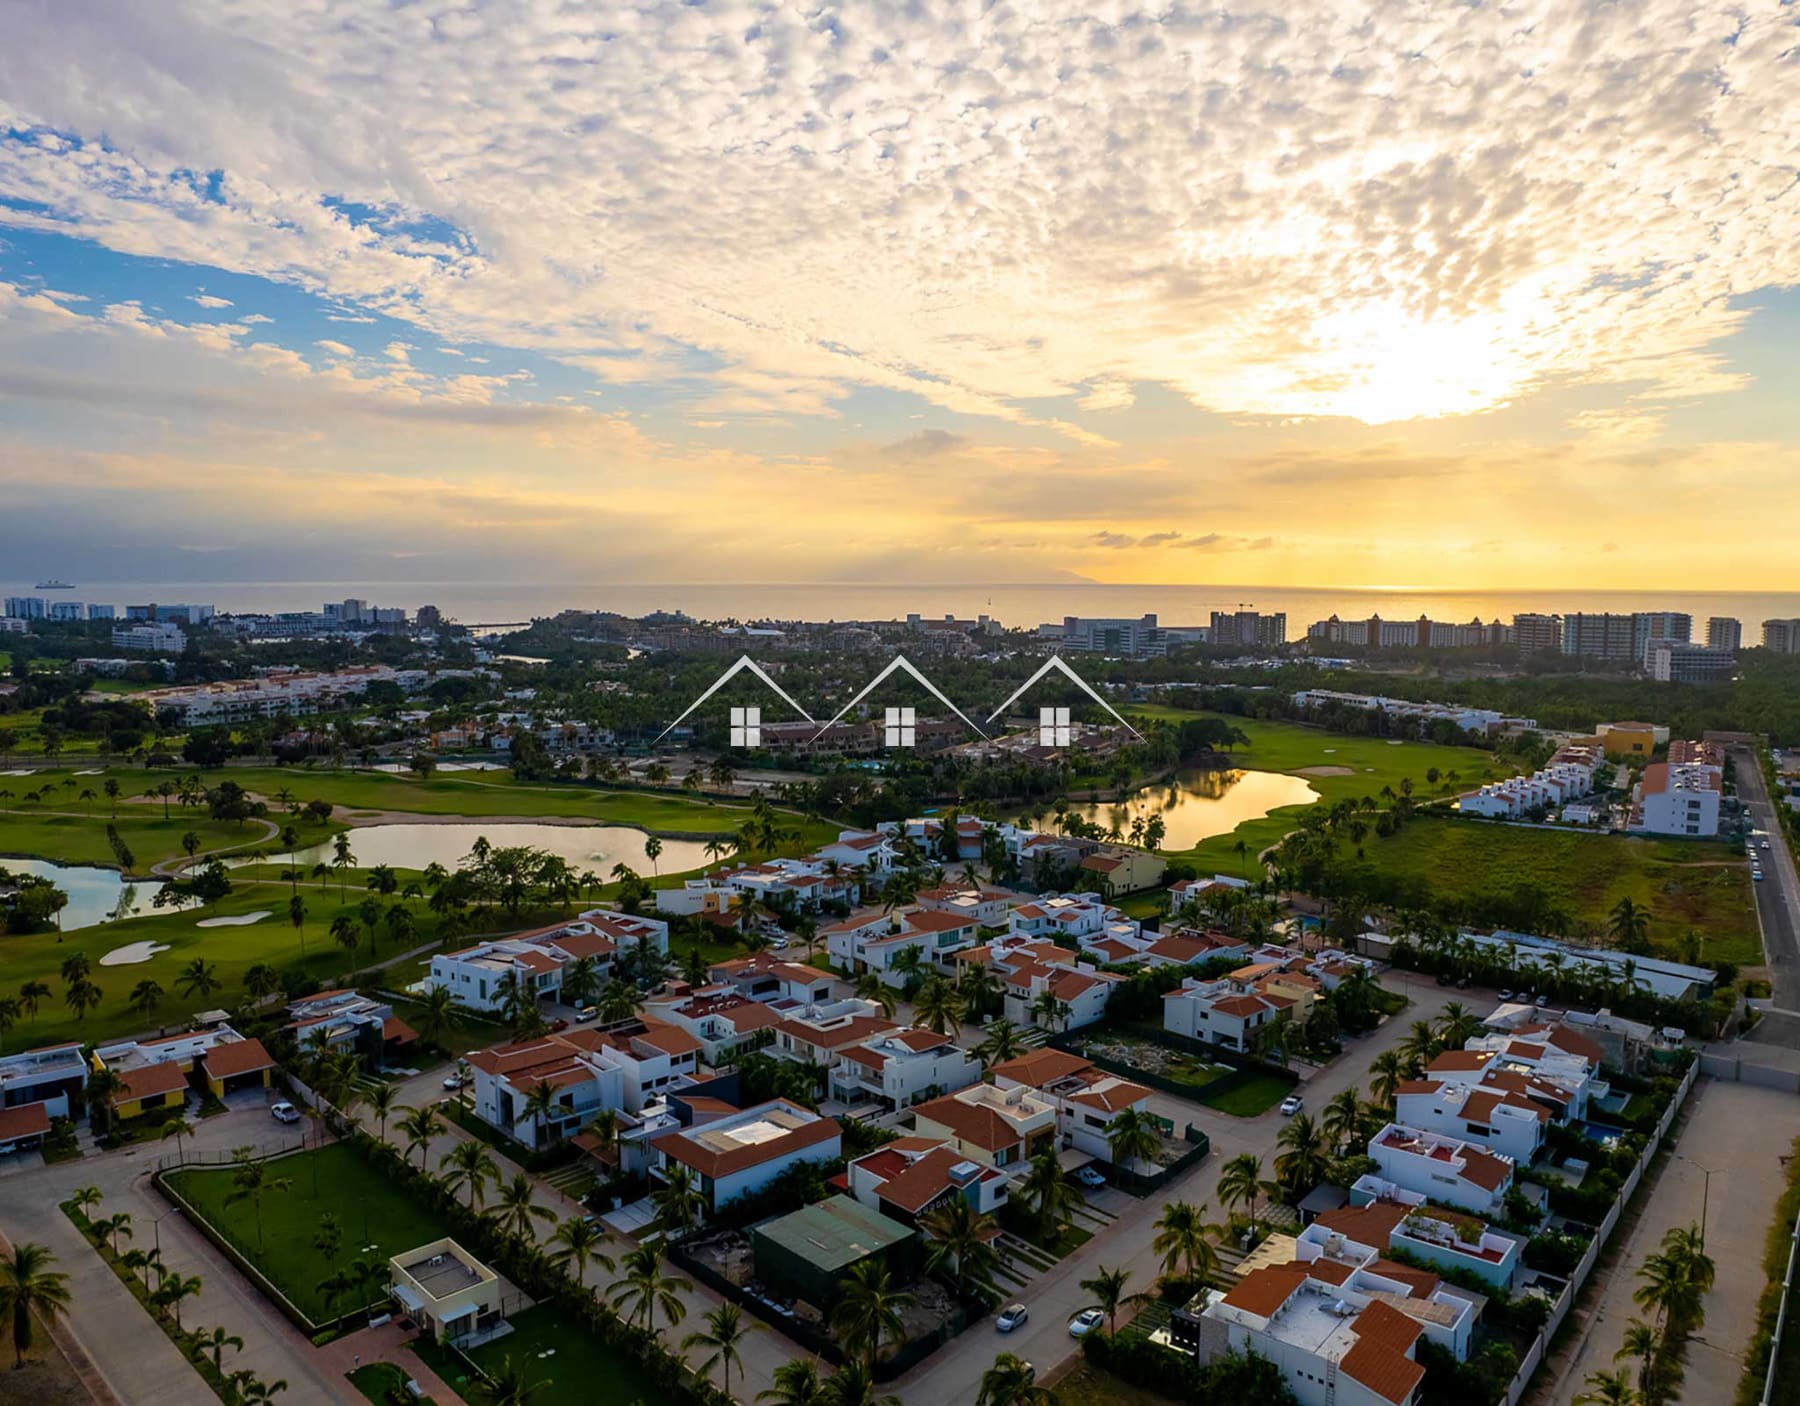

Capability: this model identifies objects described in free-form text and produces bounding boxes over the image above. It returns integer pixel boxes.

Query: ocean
[8,580,1800,633]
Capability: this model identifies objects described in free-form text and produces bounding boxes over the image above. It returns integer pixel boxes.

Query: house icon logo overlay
[657,652,1134,752]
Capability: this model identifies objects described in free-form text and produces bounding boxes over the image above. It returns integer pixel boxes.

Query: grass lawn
[1334,814,1760,964]
[1200,1073,1295,1117]
[349,1362,436,1405]
[1118,708,1510,870]
[0,807,263,870]
[165,1142,456,1326]
[1047,1360,1174,1406]
[459,1304,659,1406]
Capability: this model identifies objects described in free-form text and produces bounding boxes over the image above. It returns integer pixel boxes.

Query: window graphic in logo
[655,654,815,747]
[885,707,916,748]
[809,654,985,751]
[730,706,761,748]
[1040,706,1072,747]
[988,656,1144,740]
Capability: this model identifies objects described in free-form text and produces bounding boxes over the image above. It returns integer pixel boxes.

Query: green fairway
[1118,708,1511,870]
[164,1142,456,1326]
[0,807,267,870]
[456,1304,659,1406]
[1331,815,1760,965]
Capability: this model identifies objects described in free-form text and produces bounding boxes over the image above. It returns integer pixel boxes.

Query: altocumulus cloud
[0,1,1793,431]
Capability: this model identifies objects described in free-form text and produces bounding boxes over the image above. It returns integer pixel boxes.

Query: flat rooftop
[395,1244,492,1301]
[691,1104,811,1154]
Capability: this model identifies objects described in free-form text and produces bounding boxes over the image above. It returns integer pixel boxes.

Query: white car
[442,1070,468,1090]
[1069,1309,1105,1338]
[996,1304,1029,1333]
[574,1005,599,1023]
[270,1101,301,1124]
[1754,869,1765,881]
[769,936,789,950]
[1279,1094,1304,1117]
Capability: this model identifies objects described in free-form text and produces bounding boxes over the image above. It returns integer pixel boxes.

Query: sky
[0,1,1797,592]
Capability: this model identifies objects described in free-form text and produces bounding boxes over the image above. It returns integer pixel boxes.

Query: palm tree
[225,1150,292,1249]
[1018,1148,1082,1240]
[1616,1318,1659,1397]
[69,1186,102,1219]
[176,958,221,1002]
[610,1243,690,1335]
[1028,990,1072,1033]
[227,1373,288,1404]
[683,1301,761,1397]
[581,1109,620,1169]
[1435,1001,1481,1049]
[1079,1264,1136,1337]
[820,1361,901,1406]
[331,832,356,899]
[759,1358,829,1405]
[1276,1112,1328,1193]
[975,1020,1026,1068]
[1217,1154,1269,1234]
[1369,1049,1404,1110]
[852,972,899,1018]
[1321,1086,1363,1157]
[1608,897,1651,954]
[397,1105,441,1170]
[439,1139,499,1211]
[130,978,165,1019]
[242,963,281,1003]
[1574,1369,1641,1406]
[1151,1201,1218,1285]
[194,1324,244,1374]
[830,1260,914,1373]
[493,1172,555,1242]
[412,985,460,1049]
[912,975,964,1036]
[152,1271,203,1330]
[1104,1107,1161,1173]
[482,1355,548,1405]
[976,1353,1055,1405]
[93,1212,133,1257]
[919,1197,1001,1301]
[18,981,50,1024]
[550,1215,613,1290]
[650,1163,705,1240]
[0,1241,72,1368]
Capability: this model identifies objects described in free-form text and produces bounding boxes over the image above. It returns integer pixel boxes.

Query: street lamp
[1675,1154,1723,1245]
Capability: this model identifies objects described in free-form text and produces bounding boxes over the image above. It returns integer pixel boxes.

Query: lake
[0,856,188,932]
[1061,767,1320,850]
[271,821,716,876]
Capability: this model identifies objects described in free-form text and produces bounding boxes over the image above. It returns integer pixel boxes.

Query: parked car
[574,1005,599,1023]
[1073,1166,1107,1189]
[996,1304,1029,1333]
[1279,1094,1304,1117]
[442,1070,468,1090]
[1498,989,1515,1001]
[270,1101,301,1124]
[1754,869,1765,881]
[769,936,790,950]
[1069,1309,1105,1338]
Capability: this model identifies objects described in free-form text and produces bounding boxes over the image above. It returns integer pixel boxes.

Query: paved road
[0,1102,361,1406]
[1732,747,1800,1048]
[1537,1078,1800,1405]
[888,973,1465,1403]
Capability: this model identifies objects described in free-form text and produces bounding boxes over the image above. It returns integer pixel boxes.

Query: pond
[1061,766,1319,850]
[0,856,189,932]
[267,822,715,877]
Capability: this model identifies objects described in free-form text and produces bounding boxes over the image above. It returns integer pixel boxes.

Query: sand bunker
[1295,765,1355,777]
[196,910,271,928]
[100,940,171,966]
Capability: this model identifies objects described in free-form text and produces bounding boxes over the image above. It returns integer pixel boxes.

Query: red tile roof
[0,1101,51,1143]
[1221,1265,1306,1318]
[1339,1301,1426,1405]
[113,1061,188,1106]
[200,1038,275,1080]
[989,1049,1093,1088]
[652,1102,839,1178]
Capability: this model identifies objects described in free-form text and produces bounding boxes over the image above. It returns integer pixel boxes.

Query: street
[1731,747,1800,1047]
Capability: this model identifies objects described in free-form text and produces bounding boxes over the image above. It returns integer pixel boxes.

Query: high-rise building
[1633,611,1691,660]
[85,603,116,620]
[1062,614,1165,657]
[1209,610,1286,648]
[1706,617,1742,651]
[3,596,46,619]
[1560,612,1638,660]
[1764,619,1800,654]
[1512,613,1562,654]
[416,604,443,629]
[47,601,86,621]
[1647,641,1734,684]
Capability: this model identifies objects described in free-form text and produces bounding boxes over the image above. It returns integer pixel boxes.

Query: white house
[827,1027,980,1111]
[910,1083,1059,1172]
[847,1136,1010,1220]
[1630,761,1722,837]
[1369,1123,1515,1215]
[642,989,786,1064]
[422,913,669,1013]
[988,1048,1157,1168]
[649,1099,842,1214]
[1323,1176,1524,1291]
[1162,976,1280,1051]
[825,906,982,985]
[0,1042,89,1121]
[706,953,836,1006]
[1393,1071,1547,1166]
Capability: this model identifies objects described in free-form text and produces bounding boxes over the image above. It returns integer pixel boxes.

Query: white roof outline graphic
[810,654,986,742]
[655,655,816,743]
[985,655,1144,739]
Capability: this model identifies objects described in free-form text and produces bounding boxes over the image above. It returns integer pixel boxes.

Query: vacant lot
[1342,815,1759,965]
[460,1304,659,1406]
[165,1143,456,1325]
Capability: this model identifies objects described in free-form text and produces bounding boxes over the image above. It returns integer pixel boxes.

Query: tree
[644,834,663,877]
[329,913,360,958]
[610,1243,691,1335]
[1609,897,1652,955]
[176,958,221,1002]
[1616,1319,1659,1399]
[0,1241,72,1368]
[1079,1264,1137,1337]
[919,1196,1001,1302]
[288,894,307,953]
[397,1105,442,1171]
[830,1259,914,1373]
[650,1163,705,1240]
[1019,1147,1082,1240]
[1369,1050,1404,1110]
[976,1353,1055,1405]
[1152,1200,1218,1284]
[413,985,461,1050]
[1321,1086,1363,1158]
[194,1324,244,1375]
[313,1214,343,1265]
[152,1271,203,1330]
[64,976,103,1024]
[439,1139,499,1211]
[912,975,964,1036]
[1028,990,1072,1033]
[493,1171,555,1242]
[550,1215,613,1290]
[93,1212,133,1257]
[1275,1112,1328,1193]
[759,1358,829,1405]
[819,1361,901,1406]
[1574,1370,1641,1406]
[130,979,165,1019]
[1104,1107,1161,1173]
[181,831,201,860]
[852,972,899,1018]
[17,981,50,1023]
[225,1148,292,1250]
[482,1356,548,1406]
[242,963,281,1003]
[365,1083,398,1146]
[975,1020,1025,1068]
[1217,1154,1270,1234]
[683,1301,761,1398]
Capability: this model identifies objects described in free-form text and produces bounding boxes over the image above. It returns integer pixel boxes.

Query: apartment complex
[1706,616,1742,651]
[1646,641,1733,684]
[1630,758,1722,837]
[1060,613,1167,658]
[1305,614,1505,650]
[1763,618,1800,654]
[1210,609,1287,647]
[1291,690,1535,737]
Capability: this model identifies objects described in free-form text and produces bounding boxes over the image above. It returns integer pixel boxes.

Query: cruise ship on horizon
[35,579,74,590]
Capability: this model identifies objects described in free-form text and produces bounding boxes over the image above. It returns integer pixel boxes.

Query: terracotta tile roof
[0,1101,51,1143]
[1315,1200,1411,1248]
[1371,1260,1441,1299]
[652,1102,839,1178]
[1211,994,1270,1019]
[900,908,979,934]
[873,1145,1002,1214]
[777,1014,897,1051]
[1340,1301,1426,1405]
[912,1092,1042,1153]
[1543,1025,1605,1064]
[113,1061,188,1106]
[1146,935,1210,963]
[629,1021,702,1057]
[1220,1265,1306,1319]
[200,1038,275,1080]
[1426,1050,1495,1073]
[382,1015,419,1043]
[1394,1080,1442,1098]
[1065,1075,1151,1114]
[989,1048,1093,1088]
[1459,1147,1512,1192]
[891,1028,955,1053]
[1306,1256,1357,1286]
[1049,970,1106,1000]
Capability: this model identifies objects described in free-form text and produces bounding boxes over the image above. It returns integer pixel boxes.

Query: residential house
[388,1240,505,1345]
[92,1027,274,1116]
[910,1083,1058,1172]
[0,1101,53,1155]
[649,1099,842,1214]
[0,1042,89,1120]
[707,952,836,1006]
[1077,846,1167,896]
[845,1136,1010,1221]
[285,990,418,1066]
[1001,960,1119,1032]
[825,906,982,985]
[771,1003,899,1071]
[1325,1176,1524,1290]
[827,1027,980,1112]
[644,989,786,1064]
[914,884,1016,927]
[1162,977,1281,1051]
[988,1048,1157,1167]
[1368,1124,1515,1215]
[422,912,669,1013]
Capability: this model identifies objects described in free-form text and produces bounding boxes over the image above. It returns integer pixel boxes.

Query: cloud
[189,293,232,309]
[240,312,272,324]
[314,339,354,357]
[880,428,968,459]
[1089,531,1139,549]
[0,1,1787,434]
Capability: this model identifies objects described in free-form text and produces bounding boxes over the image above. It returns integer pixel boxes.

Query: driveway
[1535,1078,1800,1405]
